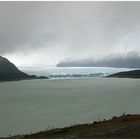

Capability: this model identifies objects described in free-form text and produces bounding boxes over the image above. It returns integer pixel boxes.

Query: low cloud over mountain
[1,2,140,66]
[57,51,140,68]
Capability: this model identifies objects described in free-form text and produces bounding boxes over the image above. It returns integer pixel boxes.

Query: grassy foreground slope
[7,114,140,139]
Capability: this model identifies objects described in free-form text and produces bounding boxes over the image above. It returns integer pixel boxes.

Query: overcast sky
[1,1,140,66]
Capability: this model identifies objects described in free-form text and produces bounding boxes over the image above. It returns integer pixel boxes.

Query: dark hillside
[0,56,48,81]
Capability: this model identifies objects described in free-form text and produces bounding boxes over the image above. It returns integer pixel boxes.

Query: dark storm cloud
[57,51,140,68]
[1,1,140,65]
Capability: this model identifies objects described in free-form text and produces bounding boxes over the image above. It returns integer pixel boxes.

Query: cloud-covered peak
[57,51,140,68]
[1,1,140,66]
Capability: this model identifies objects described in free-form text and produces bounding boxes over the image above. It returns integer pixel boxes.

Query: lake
[0,77,140,137]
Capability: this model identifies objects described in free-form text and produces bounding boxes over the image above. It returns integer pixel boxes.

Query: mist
[0,1,140,66]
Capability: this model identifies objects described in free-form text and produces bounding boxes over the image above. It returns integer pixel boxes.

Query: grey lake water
[0,67,140,137]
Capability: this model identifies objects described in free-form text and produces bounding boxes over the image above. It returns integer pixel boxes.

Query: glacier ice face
[19,66,134,79]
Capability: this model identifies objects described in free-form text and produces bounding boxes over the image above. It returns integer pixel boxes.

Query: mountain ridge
[0,56,48,81]
[106,69,140,78]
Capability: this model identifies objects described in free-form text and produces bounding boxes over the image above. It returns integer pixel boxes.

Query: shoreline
[4,114,140,139]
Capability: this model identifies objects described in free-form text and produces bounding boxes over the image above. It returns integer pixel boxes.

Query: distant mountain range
[57,53,140,68]
[0,56,48,82]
